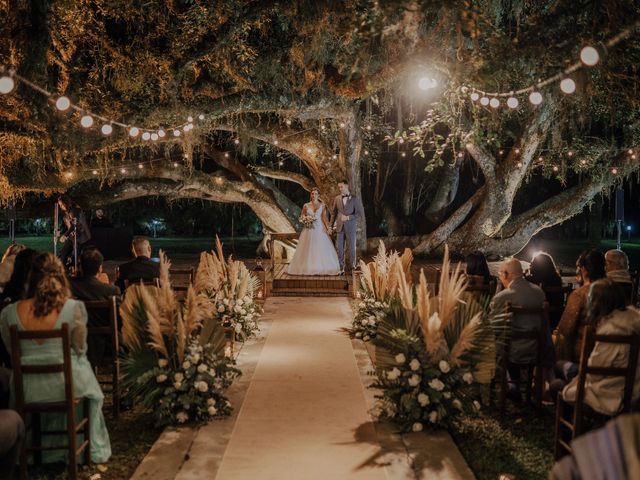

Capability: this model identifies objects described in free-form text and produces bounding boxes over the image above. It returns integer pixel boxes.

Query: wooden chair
[554,324,640,459]
[84,296,121,418]
[123,277,160,289]
[169,267,194,286]
[9,324,91,480]
[498,302,550,413]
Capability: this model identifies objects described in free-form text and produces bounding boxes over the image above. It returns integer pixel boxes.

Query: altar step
[268,264,356,297]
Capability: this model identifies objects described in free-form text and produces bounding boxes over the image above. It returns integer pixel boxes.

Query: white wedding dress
[287,203,341,276]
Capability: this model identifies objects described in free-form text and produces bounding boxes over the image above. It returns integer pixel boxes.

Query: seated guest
[551,279,640,415]
[0,253,111,463]
[555,249,606,362]
[492,258,551,398]
[0,248,39,304]
[0,409,24,479]
[0,244,25,292]
[115,236,160,291]
[525,252,564,329]
[605,249,634,305]
[70,248,121,368]
[465,251,492,286]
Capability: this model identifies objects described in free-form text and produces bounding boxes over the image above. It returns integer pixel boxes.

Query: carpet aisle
[214,297,387,480]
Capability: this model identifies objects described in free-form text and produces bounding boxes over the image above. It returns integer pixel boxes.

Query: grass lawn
[451,405,556,480]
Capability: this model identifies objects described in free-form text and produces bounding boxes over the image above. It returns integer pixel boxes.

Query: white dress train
[287,204,341,276]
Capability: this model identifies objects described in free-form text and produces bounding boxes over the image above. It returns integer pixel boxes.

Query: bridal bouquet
[299,213,315,229]
[371,245,509,432]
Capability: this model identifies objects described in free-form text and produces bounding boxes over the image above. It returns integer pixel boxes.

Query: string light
[129,127,139,137]
[173,130,181,137]
[198,114,205,120]
[567,151,574,157]
[101,124,113,135]
[120,168,126,174]
[339,122,346,128]
[142,132,151,141]
[457,152,464,158]
[529,92,543,105]
[0,74,15,94]
[507,97,519,109]
[224,153,229,158]
[470,92,480,101]
[187,116,193,122]
[401,152,406,157]
[612,167,618,174]
[480,96,489,106]
[173,162,179,167]
[580,46,600,66]
[273,140,279,145]
[138,163,143,169]
[515,148,521,154]
[234,138,240,145]
[151,133,159,141]
[489,98,500,108]
[158,129,166,138]
[552,165,559,172]
[80,115,94,128]
[285,119,292,126]
[55,96,71,111]
[92,169,98,175]
[65,171,73,178]
[560,78,576,94]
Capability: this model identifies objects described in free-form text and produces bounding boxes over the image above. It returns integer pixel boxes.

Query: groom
[330,179,365,274]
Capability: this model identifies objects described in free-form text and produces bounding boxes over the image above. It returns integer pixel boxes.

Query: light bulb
[560,78,576,94]
[55,96,71,111]
[151,133,159,141]
[612,167,618,174]
[470,92,480,101]
[101,124,113,135]
[401,152,406,157]
[581,159,587,165]
[339,122,346,128]
[457,152,464,158]
[187,123,194,130]
[568,151,574,157]
[480,96,489,106]
[92,170,98,175]
[65,171,73,178]
[198,114,205,120]
[120,168,126,174]
[158,129,166,138]
[489,98,500,108]
[273,140,279,145]
[529,91,543,105]
[173,129,181,137]
[418,77,437,90]
[553,165,559,172]
[517,162,522,168]
[224,153,229,158]
[364,150,369,155]
[80,115,94,128]
[173,162,178,167]
[187,116,193,122]
[628,149,633,155]
[507,97,519,109]
[285,119,292,126]
[580,46,599,66]
[234,138,240,145]
[138,163,143,169]
[129,127,139,137]
[142,132,151,140]
[183,125,189,132]
[515,148,520,154]
[0,75,15,94]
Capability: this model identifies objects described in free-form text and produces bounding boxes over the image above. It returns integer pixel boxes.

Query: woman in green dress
[0,253,111,464]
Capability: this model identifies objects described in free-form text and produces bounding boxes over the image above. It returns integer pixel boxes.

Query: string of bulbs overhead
[0,67,205,140]
[462,20,640,109]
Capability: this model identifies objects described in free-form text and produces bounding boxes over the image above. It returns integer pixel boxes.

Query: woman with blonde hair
[0,253,111,463]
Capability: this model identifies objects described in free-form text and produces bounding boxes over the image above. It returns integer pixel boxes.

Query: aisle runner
[215,297,387,480]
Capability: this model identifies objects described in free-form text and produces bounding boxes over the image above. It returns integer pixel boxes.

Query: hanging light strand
[0,66,204,137]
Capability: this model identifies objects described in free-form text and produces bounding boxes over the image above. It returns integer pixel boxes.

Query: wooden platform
[268,263,355,297]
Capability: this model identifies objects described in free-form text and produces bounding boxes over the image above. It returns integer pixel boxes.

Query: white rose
[361,319,368,325]
[223,298,229,305]
[243,296,251,304]
[428,378,445,391]
[174,373,184,382]
[234,324,242,333]
[208,406,218,416]
[395,353,406,364]
[156,374,167,383]
[234,306,242,313]
[368,315,375,322]
[240,309,247,315]
[217,306,226,313]
[190,354,200,364]
[158,359,168,368]
[207,398,216,406]
[438,360,450,373]
[443,392,451,399]
[417,393,430,406]
[428,411,438,423]
[197,381,208,393]
[183,361,191,370]
[375,301,382,308]
[236,299,244,307]
[368,318,376,326]
[363,335,370,341]
[412,422,423,432]
[197,364,208,373]
[463,372,474,384]
[473,400,481,411]
[359,302,365,308]
[386,367,401,381]
[355,332,362,338]
[453,399,463,410]
[408,374,421,387]
[409,359,420,371]
[173,381,182,389]
[176,411,189,423]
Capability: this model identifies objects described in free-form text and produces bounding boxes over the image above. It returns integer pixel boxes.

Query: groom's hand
[340,214,349,222]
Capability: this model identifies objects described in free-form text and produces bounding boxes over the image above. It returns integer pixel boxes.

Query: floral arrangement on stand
[120,251,241,427]
[371,245,508,432]
[195,236,263,343]
[349,241,413,341]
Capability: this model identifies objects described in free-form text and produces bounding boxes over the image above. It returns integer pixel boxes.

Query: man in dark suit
[115,236,160,291]
[329,179,365,274]
[70,247,121,368]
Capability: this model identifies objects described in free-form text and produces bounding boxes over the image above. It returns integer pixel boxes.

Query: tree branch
[252,166,316,191]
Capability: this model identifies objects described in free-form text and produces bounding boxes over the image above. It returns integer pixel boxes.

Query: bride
[287,187,341,276]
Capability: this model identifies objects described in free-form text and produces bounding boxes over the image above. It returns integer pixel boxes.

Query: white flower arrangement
[349,295,389,341]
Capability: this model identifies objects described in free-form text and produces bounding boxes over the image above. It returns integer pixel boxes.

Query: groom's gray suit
[330,193,365,271]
